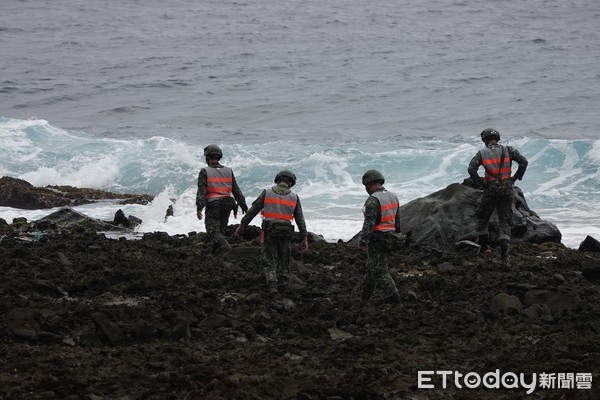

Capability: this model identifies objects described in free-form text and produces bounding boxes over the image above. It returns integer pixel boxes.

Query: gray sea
[1,0,599,247]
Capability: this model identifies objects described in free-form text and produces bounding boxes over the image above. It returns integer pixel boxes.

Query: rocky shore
[0,177,153,210]
[0,179,599,399]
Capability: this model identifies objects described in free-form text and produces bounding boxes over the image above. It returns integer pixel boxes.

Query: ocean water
[1,0,599,248]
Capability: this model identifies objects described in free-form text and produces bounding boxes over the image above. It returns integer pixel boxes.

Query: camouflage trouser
[361,238,399,301]
[476,190,513,242]
[262,235,291,285]
[204,201,232,244]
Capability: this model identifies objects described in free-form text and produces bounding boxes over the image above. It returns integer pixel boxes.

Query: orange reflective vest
[262,189,298,221]
[480,145,512,182]
[371,190,399,232]
[205,166,233,201]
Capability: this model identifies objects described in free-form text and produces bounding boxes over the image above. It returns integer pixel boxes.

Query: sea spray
[1,118,599,247]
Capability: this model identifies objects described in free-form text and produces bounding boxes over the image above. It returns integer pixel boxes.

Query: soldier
[468,128,528,260]
[234,170,309,294]
[196,144,248,255]
[358,170,402,307]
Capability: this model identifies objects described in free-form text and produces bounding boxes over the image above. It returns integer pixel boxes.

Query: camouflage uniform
[239,184,307,286]
[359,187,401,302]
[196,164,247,252]
[468,144,528,243]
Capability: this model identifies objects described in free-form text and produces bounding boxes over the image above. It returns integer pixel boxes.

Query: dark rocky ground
[0,176,153,209]
[1,218,599,399]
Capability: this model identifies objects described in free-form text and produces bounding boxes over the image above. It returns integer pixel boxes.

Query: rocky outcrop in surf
[398,182,561,251]
[0,176,153,209]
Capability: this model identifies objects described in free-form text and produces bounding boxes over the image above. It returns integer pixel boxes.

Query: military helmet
[480,128,500,142]
[362,169,385,186]
[203,144,223,159]
[274,170,297,187]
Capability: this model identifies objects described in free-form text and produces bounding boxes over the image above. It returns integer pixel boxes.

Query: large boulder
[399,182,561,251]
[36,208,130,232]
[578,235,600,253]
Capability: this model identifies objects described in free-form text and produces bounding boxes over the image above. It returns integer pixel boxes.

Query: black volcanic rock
[399,182,561,251]
[579,235,600,253]
[0,176,153,209]
[37,207,130,232]
[0,225,598,399]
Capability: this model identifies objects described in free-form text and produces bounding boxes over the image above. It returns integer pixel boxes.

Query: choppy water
[1,0,599,247]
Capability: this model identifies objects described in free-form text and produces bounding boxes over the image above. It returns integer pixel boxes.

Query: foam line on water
[2,117,599,248]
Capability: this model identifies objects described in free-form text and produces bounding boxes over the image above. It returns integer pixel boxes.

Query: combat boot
[478,234,492,254]
[352,297,370,323]
[267,281,279,295]
[358,287,373,310]
[214,238,231,255]
[358,297,371,310]
[499,239,510,258]
[385,292,402,304]
[499,239,511,268]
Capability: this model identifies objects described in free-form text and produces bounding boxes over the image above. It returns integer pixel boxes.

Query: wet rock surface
[1,222,599,399]
[0,176,153,209]
[400,183,562,250]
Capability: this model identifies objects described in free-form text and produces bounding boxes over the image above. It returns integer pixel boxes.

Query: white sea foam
[540,206,600,249]
[1,118,599,248]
